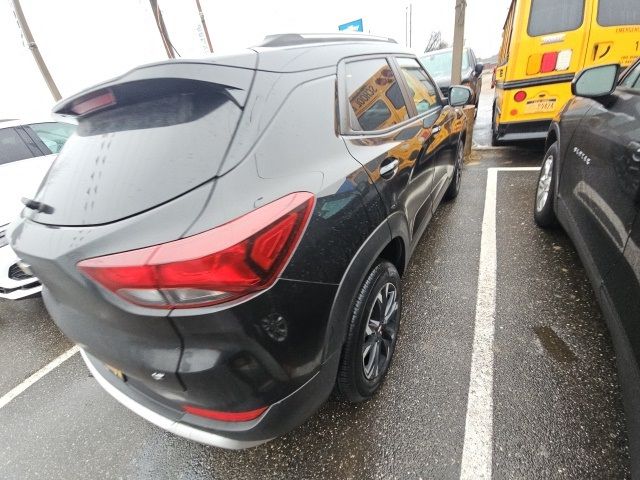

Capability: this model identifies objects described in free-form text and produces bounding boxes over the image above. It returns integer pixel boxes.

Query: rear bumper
[82,347,339,448]
[495,119,551,142]
[0,245,41,300]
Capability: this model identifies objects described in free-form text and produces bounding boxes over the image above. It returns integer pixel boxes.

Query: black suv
[534,59,640,475]
[10,34,471,447]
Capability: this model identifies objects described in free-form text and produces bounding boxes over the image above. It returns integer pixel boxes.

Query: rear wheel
[336,260,401,403]
[491,103,502,146]
[444,137,464,201]
[534,142,559,228]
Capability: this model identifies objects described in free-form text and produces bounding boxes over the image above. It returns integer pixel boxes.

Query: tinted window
[28,122,76,154]
[621,63,640,91]
[32,87,243,226]
[598,0,640,26]
[345,58,409,131]
[397,57,441,115]
[528,0,585,36]
[0,127,34,165]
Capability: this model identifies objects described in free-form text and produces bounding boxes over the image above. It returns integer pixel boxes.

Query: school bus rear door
[586,0,640,68]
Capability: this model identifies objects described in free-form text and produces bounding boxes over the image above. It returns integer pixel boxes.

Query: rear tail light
[70,89,116,115]
[526,50,572,75]
[514,90,527,102]
[78,192,315,309]
[527,54,543,75]
[540,52,559,73]
[555,50,572,71]
[183,404,267,422]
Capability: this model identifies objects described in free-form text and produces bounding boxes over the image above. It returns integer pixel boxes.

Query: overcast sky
[0,0,511,119]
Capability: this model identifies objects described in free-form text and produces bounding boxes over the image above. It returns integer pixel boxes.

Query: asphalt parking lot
[0,80,632,479]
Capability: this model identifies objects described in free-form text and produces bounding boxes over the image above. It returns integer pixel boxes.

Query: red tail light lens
[77,192,315,309]
[540,52,559,73]
[70,89,116,115]
[514,90,527,102]
[183,404,267,422]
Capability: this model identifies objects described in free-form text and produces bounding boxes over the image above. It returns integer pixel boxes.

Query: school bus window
[597,0,640,27]
[345,58,408,131]
[386,82,405,110]
[527,0,585,37]
[357,100,392,131]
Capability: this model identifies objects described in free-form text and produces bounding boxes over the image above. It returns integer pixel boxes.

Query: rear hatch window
[528,0,585,36]
[29,73,251,226]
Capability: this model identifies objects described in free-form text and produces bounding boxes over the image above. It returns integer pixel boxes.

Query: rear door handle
[627,141,640,162]
[380,158,400,179]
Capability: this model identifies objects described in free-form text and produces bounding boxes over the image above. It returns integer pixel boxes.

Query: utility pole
[149,0,175,58]
[409,3,412,49]
[451,0,467,84]
[194,0,214,53]
[404,4,413,48]
[10,0,61,101]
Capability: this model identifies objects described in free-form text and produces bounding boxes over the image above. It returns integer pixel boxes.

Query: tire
[491,103,502,147]
[336,259,402,403]
[534,142,559,228]
[444,136,464,201]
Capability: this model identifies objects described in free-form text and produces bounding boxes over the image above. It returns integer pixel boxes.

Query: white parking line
[0,345,79,410]
[459,167,540,480]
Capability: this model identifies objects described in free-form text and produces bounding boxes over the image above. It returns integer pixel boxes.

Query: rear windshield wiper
[22,198,54,214]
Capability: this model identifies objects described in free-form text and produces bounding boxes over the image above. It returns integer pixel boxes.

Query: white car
[0,119,75,300]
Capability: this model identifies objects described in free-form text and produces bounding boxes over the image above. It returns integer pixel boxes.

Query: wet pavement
[0,82,631,479]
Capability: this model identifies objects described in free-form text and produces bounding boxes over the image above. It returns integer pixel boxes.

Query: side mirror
[572,64,619,98]
[475,63,484,76]
[449,85,473,107]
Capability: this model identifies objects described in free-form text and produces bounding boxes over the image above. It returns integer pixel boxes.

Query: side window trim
[619,60,640,93]
[338,54,416,136]
[21,125,53,155]
[387,55,419,118]
[14,127,47,157]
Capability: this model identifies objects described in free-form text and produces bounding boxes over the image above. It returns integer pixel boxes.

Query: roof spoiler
[53,59,256,118]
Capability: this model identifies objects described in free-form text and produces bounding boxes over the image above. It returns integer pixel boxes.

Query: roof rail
[257,33,397,48]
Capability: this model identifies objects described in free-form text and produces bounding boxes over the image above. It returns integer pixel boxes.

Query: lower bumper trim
[80,349,271,449]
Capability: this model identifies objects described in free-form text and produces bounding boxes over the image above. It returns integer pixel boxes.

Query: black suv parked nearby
[10,34,472,447]
[534,59,640,475]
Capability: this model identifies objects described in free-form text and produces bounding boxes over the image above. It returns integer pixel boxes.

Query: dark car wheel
[534,142,559,228]
[336,259,402,403]
[444,137,464,201]
[491,103,502,146]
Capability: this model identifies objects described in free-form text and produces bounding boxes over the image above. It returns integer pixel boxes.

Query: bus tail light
[514,91,527,102]
[526,50,572,75]
[540,52,559,73]
[556,50,572,71]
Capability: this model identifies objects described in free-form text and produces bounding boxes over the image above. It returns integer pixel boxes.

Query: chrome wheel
[536,154,554,212]
[362,282,398,380]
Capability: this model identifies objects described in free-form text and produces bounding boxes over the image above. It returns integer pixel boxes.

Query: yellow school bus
[349,65,410,131]
[492,0,640,144]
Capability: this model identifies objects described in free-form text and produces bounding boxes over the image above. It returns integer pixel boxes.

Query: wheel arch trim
[322,212,410,359]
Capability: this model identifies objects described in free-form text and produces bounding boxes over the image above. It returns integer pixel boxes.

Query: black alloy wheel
[336,260,402,402]
[444,137,464,201]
